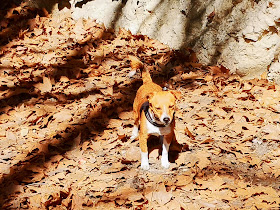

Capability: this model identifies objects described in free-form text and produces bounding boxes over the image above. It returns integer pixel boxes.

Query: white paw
[161,159,170,169]
[141,151,149,170]
[141,163,150,170]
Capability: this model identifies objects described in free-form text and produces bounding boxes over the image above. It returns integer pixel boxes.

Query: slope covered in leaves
[0,4,280,209]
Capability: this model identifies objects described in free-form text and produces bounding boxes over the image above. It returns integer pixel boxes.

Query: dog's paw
[161,160,170,169]
[141,163,150,170]
[141,152,149,170]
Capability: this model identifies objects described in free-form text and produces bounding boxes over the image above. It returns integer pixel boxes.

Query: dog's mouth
[157,115,172,126]
[162,117,171,125]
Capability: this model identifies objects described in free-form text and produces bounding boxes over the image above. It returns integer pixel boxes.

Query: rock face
[36,0,280,82]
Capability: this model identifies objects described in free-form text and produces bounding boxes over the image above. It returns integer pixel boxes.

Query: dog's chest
[146,119,171,136]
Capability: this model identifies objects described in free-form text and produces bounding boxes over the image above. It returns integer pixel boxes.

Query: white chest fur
[146,119,171,136]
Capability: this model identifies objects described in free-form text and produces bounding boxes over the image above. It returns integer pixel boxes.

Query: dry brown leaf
[208,66,222,75]
[128,192,144,202]
[184,126,195,140]
[53,110,73,122]
[125,146,140,162]
[6,131,17,142]
[78,34,92,44]
[145,183,172,205]
[34,77,52,93]
[71,192,85,209]
[176,152,189,165]
[208,65,229,76]
[176,174,194,186]
[197,150,211,169]
[181,71,202,80]
[118,111,133,120]
[108,119,122,128]
[196,175,225,191]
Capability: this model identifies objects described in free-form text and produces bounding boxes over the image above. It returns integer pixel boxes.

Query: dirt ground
[0,3,280,209]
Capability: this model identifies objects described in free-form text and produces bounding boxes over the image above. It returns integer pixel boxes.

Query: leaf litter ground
[0,4,280,209]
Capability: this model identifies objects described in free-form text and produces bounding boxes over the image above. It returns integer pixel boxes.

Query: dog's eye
[155,107,161,110]
[169,105,174,109]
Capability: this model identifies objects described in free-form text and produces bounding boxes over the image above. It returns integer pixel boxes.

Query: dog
[129,56,181,170]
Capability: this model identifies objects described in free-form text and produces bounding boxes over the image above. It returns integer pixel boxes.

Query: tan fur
[130,56,181,169]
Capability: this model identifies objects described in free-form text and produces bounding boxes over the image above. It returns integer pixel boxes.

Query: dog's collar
[140,101,167,128]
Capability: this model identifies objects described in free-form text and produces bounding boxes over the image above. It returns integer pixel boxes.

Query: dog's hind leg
[139,133,149,170]
[139,113,150,170]
[130,124,139,140]
[131,109,139,140]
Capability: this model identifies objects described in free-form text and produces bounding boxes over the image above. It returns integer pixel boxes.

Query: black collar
[140,101,166,127]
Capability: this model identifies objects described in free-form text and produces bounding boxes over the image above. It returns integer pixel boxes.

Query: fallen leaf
[146,183,172,205]
[197,150,211,169]
[6,131,17,142]
[53,110,73,122]
[34,77,52,93]
[185,126,195,140]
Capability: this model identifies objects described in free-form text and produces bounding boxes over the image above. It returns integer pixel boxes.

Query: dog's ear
[170,90,181,100]
[146,92,154,101]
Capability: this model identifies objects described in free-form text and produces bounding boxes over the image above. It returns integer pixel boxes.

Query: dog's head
[147,90,181,125]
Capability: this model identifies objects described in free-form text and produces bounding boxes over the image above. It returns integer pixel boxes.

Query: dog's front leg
[161,135,172,169]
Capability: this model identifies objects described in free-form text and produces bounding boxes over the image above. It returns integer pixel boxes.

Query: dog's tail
[129,55,152,84]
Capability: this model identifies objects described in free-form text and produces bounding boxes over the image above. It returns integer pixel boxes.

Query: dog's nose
[163,117,170,124]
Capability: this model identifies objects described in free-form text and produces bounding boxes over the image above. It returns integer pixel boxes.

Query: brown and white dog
[130,56,181,170]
